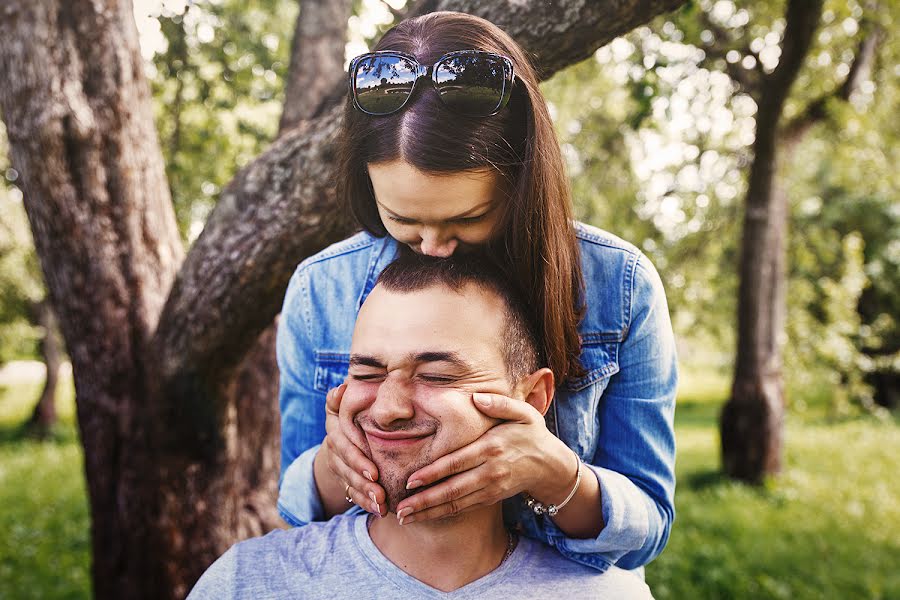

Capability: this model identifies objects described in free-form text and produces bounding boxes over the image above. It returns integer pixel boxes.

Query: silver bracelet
[523,450,582,517]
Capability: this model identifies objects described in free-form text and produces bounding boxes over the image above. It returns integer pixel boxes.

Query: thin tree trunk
[278,0,353,135]
[721,0,824,483]
[27,300,61,438]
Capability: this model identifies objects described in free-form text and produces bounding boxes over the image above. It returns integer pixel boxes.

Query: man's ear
[517,368,555,416]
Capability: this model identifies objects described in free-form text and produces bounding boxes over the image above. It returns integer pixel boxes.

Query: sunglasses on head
[348,50,515,117]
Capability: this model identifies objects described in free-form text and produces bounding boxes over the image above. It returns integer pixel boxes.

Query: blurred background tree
[543,0,897,427]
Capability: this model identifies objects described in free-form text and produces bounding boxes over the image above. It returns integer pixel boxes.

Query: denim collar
[355,234,401,312]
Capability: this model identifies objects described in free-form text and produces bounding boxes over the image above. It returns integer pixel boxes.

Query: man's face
[342,282,518,513]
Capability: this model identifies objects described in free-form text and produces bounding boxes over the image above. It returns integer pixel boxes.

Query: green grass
[1,368,897,599]
[647,371,900,599]
[0,376,91,600]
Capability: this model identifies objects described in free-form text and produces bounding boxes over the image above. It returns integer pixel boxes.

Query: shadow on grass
[0,420,79,446]
[684,468,727,490]
[675,398,723,427]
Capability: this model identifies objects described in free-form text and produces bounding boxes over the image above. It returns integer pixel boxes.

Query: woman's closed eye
[388,215,417,225]
[450,214,487,224]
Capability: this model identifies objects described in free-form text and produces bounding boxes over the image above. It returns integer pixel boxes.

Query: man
[189,253,651,598]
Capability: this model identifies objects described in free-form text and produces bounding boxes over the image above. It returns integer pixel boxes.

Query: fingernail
[402,515,416,525]
[473,393,491,407]
[371,501,380,514]
[406,479,422,490]
[368,491,377,504]
[363,470,374,482]
[397,507,413,519]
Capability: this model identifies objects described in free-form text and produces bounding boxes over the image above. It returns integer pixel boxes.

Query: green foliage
[0,125,44,363]
[148,0,298,242]
[542,0,899,412]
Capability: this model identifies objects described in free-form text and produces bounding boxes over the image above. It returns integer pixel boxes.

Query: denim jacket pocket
[564,340,619,392]
[313,351,351,393]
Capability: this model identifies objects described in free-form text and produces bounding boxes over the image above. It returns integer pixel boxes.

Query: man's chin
[374,455,432,514]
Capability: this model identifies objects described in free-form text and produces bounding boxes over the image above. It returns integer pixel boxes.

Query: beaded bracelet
[522,450,582,518]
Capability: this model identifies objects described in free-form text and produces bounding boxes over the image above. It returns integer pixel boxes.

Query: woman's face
[367,160,507,257]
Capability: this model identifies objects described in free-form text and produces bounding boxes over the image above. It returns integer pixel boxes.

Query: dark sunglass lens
[354,55,418,115]
[434,54,506,116]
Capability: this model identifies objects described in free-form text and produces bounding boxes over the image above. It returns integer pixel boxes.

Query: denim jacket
[277,221,677,572]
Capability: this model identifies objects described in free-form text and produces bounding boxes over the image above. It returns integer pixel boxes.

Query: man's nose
[369,377,415,427]
[419,228,458,257]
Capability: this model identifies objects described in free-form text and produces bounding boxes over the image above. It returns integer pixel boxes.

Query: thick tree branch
[278,0,353,135]
[154,0,688,381]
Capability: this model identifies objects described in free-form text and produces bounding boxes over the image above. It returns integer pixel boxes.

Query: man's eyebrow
[349,351,474,370]
[412,351,472,370]
[376,199,494,222]
[349,355,385,368]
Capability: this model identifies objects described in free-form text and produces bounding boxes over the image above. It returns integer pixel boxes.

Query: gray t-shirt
[188,515,652,599]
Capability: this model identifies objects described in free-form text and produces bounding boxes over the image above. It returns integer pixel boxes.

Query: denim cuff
[277,444,368,527]
[277,444,326,526]
[547,464,650,560]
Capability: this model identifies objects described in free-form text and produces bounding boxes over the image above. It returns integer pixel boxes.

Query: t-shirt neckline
[352,514,532,598]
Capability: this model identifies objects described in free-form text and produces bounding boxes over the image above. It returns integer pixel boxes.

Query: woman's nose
[419,228,458,257]
[369,377,415,427]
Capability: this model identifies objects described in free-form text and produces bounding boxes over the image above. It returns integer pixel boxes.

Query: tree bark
[27,299,61,438]
[0,0,688,597]
[721,0,824,483]
[278,0,353,135]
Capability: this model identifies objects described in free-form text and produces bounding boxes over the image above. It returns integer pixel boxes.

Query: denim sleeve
[276,266,328,521]
[545,254,677,570]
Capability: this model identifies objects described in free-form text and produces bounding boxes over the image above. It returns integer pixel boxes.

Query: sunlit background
[1,1,897,598]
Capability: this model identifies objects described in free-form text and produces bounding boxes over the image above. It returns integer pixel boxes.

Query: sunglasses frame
[348,50,515,117]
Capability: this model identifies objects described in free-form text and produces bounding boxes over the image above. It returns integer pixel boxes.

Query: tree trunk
[0,0,688,596]
[27,300,61,438]
[278,0,353,135]
[721,0,823,483]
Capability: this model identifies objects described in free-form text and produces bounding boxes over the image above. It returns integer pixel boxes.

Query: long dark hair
[337,11,585,383]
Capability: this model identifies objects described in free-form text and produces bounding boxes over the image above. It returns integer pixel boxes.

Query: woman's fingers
[396,466,502,524]
[327,440,386,516]
[472,392,542,423]
[325,383,346,416]
[404,441,488,490]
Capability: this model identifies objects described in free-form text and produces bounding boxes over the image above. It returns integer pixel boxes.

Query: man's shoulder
[518,538,653,599]
[231,515,356,566]
[188,516,362,599]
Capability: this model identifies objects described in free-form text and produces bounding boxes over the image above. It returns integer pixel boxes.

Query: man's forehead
[351,283,508,368]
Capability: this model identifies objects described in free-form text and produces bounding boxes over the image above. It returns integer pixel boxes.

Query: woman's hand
[317,383,387,517]
[393,392,573,524]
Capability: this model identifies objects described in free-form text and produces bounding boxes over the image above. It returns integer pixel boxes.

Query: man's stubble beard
[376,448,434,513]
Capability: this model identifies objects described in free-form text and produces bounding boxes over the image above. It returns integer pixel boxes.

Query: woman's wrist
[525,432,580,505]
[313,442,348,518]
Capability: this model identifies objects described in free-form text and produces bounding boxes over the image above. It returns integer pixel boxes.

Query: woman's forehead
[367,160,501,218]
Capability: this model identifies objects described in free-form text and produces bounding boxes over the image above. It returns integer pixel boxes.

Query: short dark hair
[376,249,542,383]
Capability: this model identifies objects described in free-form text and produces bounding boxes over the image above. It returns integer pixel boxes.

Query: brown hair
[377,249,541,383]
[337,11,585,383]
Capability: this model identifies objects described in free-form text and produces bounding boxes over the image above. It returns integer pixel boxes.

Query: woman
[277,11,676,572]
